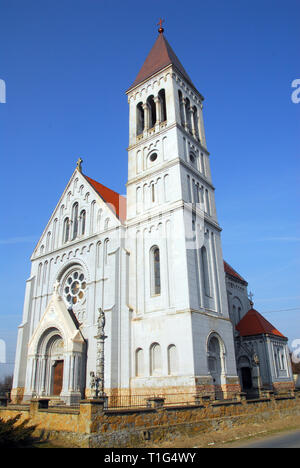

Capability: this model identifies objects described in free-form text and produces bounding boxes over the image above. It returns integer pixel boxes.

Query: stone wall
[1,394,299,448]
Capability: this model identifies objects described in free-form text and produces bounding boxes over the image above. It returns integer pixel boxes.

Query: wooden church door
[53,360,64,395]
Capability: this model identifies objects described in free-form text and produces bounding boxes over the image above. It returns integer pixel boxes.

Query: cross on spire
[157,18,165,34]
[248,291,254,306]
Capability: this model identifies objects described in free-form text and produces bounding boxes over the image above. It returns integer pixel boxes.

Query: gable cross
[248,291,254,305]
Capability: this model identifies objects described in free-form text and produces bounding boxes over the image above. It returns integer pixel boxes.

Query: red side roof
[236,308,286,339]
[223,260,248,285]
[84,175,126,222]
[128,33,195,91]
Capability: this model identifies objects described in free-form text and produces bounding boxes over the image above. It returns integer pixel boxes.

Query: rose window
[63,270,86,306]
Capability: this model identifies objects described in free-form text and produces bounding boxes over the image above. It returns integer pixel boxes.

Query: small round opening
[150,153,157,162]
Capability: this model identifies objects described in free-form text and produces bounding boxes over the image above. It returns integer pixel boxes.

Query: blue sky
[0,0,299,378]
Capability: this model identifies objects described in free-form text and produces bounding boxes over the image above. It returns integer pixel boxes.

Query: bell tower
[126,24,240,399]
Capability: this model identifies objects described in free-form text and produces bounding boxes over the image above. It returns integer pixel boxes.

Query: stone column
[189,107,197,138]
[40,357,47,395]
[154,96,161,126]
[142,103,149,134]
[181,98,188,131]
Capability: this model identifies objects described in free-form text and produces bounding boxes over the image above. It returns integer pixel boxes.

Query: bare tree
[0,375,13,397]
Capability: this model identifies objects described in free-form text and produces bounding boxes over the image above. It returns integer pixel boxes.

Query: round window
[62,270,86,307]
[150,153,157,162]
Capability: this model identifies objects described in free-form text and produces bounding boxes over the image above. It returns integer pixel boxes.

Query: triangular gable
[28,290,85,356]
[127,33,196,92]
[236,308,286,339]
[32,168,125,258]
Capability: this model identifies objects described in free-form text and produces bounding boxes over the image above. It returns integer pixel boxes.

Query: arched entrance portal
[238,356,253,396]
[48,336,65,396]
[27,326,86,405]
[207,334,225,400]
[24,288,86,405]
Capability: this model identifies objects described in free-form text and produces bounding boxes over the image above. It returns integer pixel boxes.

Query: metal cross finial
[76,157,83,173]
[248,291,254,306]
[157,18,165,34]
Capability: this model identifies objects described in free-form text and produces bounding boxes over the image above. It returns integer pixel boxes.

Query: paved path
[230,429,300,448]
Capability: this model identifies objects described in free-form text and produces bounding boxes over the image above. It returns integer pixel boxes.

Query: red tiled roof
[128,33,195,91]
[223,260,248,285]
[236,308,286,339]
[84,175,126,222]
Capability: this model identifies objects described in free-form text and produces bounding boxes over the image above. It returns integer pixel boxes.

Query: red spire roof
[84,175,126,222]
[128,33,195,91]
[236,308,286,339]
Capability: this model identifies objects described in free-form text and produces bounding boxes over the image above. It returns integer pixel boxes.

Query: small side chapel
[11,25,294,405]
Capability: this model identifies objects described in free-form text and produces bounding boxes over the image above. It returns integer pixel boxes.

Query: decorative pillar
[181,98,188,131]
[189,107,197,138]
[142,103,149,134]
[40,357,47,395]
[154,96,161,126]
[90,308,108,399]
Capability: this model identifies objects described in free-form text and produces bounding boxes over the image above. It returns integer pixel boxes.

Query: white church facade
[11,29,294,405]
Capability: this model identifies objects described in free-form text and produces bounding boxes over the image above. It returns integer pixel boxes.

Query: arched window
[80,210,86,235]
[136,102,144,135]
[104,238,109,264]
[205,189,210,215]
[185,98,192,133]
[46,232,51,252]
[151,182,155,203]
[147,95,156,128]
[232,298,243,325]
[63,218,70,243]
[193,106,199,139]
[201,246,211,296]
[135,348,144,377]
[190,152,197,168]
[150,343,162,375]
[178,90,185,126]
[200,153,205,174]
[150,246,161,295]
[208,336,222,376]
[158,89,167,122]
[168,344,178,375]
[72,202,79,240]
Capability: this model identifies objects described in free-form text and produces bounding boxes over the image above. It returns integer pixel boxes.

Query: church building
[11,26,294,405]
